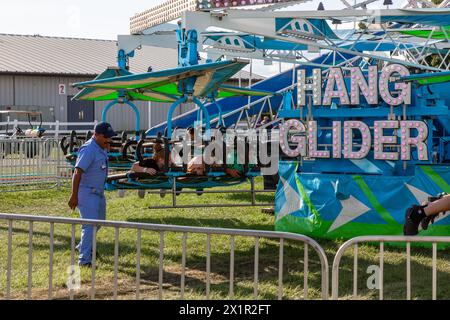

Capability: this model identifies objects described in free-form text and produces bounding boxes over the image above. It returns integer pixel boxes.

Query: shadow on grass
[137,191,275,207]
[225,193,275,204]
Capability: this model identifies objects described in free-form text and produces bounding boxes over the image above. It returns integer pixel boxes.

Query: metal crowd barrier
[331,236,450,300]
[0,213,329,300]
[0,138,71,191]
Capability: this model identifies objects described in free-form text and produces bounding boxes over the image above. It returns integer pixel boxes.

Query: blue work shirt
[75,138,109,191]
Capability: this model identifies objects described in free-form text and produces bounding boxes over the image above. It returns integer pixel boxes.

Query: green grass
[0,179,449,300]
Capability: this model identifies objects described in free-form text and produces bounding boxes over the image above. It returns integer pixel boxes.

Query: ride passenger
[185,148,250,178]
[404,193,450,235]
[130,143,171,175]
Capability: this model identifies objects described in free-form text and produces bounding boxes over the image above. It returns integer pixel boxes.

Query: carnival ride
[67,0,450,235]
[66,24,275,203]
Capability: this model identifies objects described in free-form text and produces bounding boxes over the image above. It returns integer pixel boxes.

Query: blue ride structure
[274,64,450,239]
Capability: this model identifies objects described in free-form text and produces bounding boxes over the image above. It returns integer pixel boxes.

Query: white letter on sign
[308,121,330,158]
[343,121,371,159]
[379,64,411,106]
[280,119,306,157]
[400,121,429,161]
[374,121,399,161]
[323,68,350,106]
[350,66,378,105]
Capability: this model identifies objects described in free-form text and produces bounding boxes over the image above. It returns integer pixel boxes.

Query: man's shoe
[403,205,426,236]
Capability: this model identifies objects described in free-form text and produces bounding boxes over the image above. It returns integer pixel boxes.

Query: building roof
[0,34,264,80]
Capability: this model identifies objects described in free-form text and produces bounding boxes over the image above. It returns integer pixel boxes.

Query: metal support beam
[182,10,444,71]
[117,33,178,56]
[102,99,141,133]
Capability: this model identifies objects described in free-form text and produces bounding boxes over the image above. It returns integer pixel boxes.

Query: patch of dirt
[0,265,231,300]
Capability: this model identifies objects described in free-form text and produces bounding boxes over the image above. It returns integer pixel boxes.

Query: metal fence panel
[0,213,329,300]
[332,236,450,300]
[0,138,71,190]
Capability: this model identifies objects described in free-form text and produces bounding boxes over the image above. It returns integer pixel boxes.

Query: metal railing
[331,236,450,300]
[140,176,276,209]
[0,213,329,300]
[0,120,97,138]
[0,138,71,191]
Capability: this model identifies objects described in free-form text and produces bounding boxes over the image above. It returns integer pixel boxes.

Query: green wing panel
[400,26,450,39]
[217,85,274,98]
[400,71,450,85]
[72,60,273,102]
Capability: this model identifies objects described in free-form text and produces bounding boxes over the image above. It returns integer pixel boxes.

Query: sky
[0,0,160,39]
[0,0,408,76]
[0,0,408,40]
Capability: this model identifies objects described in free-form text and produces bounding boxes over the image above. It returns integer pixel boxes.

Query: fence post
[57,138,62,189]
[55,121,60,139]
[13,119,18,134]
[6,115,11,134]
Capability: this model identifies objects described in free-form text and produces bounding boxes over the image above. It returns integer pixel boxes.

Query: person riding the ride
[130,143,171,175]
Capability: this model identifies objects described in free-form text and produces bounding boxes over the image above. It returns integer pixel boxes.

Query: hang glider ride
[73,58,272,103]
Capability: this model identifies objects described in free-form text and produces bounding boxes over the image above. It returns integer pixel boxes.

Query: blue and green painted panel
[275,161,450,239]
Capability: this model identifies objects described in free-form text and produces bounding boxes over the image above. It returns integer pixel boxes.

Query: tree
[358,22,367,30]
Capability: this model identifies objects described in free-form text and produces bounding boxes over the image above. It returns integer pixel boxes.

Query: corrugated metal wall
[0,74,197,131]
[21,75,75,120]
[148,101,196,128]
[95,100,149,131]
[0,75,88,123]
[0,76,14,106]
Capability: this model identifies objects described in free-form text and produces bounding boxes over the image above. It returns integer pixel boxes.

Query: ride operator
[68,122,116,267]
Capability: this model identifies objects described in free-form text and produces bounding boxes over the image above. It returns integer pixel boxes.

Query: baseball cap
[94,122,116,138]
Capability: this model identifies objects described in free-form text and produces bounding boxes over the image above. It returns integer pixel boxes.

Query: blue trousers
[77,187,106,265]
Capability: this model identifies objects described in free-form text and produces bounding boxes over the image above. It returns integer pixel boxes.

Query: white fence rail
[0,138,71,190]
[0,120,97,138]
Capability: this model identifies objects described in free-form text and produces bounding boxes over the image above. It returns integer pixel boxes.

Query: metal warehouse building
[0,34,262,131]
